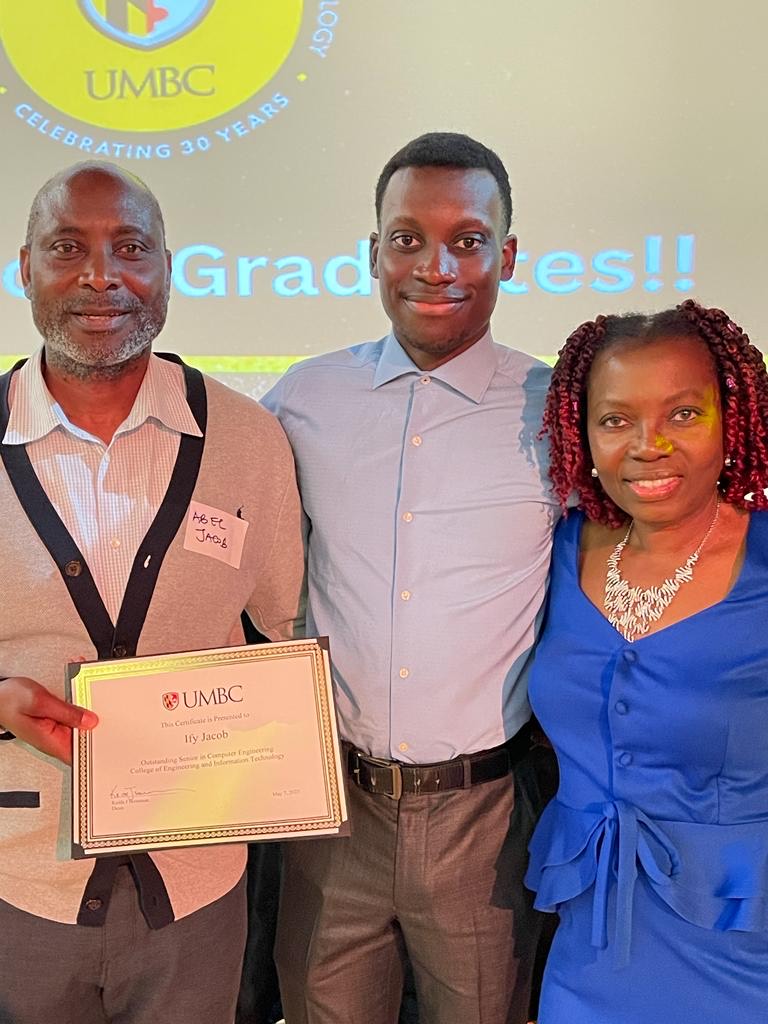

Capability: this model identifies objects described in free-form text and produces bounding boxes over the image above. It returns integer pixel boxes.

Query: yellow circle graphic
[0,1,304,132]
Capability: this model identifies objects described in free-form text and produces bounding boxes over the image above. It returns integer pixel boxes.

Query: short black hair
[375,132,512,232]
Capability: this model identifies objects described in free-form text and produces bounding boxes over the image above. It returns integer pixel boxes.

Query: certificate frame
[68,638,348,857]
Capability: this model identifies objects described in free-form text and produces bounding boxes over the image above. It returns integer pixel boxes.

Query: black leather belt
[346,722,531,800]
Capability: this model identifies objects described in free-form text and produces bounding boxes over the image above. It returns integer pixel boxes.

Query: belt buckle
[363,754,403,800]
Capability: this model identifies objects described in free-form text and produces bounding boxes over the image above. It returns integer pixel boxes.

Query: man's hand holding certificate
[68,638,348,856]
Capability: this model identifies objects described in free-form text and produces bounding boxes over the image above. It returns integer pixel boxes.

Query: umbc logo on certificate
[1,0,341,158]
[162,686,245,711]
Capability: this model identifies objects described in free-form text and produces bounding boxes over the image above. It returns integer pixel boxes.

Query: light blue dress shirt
[263,331,558,763]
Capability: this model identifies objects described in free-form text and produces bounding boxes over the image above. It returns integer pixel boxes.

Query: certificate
[68,638,348,857]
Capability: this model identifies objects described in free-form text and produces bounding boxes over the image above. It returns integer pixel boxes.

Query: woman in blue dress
[525,299,768,1022]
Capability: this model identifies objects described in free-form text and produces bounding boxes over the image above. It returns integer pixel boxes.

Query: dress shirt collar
[372,330,498,404]
[3,349,202,445]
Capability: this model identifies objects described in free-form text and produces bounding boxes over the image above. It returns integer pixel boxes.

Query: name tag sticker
[183,502,249,569]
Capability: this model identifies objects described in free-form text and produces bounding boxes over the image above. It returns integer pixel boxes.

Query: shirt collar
[372,329,498,404]
[122,354,202,439]
[3,349,202,445]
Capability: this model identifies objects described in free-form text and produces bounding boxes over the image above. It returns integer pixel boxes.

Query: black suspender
[0,354,207,658]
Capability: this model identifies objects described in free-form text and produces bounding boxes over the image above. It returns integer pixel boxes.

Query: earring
[724,455,734,467]
[590,467,599,478]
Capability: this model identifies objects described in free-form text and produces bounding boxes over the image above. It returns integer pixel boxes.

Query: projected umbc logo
[2,0,341,158]
[79,0,213,51]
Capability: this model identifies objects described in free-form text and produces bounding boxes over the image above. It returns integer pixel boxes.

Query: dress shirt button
[402,511,414,523]
[420,376,431,385]
[398,742,409,753]
[623,650,638,664]
[112,644,128,658]
[411,435,423,447]
[110,537,121,549]
[618,752,633,767]
[400,590,411,601]
[64,560,82,577]
[399,668,409,678]
[84,898,103,912]
[615,700,629,715]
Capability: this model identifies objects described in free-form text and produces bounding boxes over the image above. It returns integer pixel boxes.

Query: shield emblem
[162,691,179,711]
[78,0,215,51]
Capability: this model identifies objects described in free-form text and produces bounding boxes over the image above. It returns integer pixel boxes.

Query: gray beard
[34,298,166,382]
[44,341,150,381]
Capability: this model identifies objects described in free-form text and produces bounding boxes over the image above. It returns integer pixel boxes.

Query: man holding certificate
[0,163,304,1023]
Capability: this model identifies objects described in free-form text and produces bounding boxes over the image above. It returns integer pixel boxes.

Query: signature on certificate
[110,785,195,803]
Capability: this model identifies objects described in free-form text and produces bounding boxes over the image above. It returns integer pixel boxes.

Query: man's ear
[500,234,517,282]
[19,246,32,297]
[369,232,379,279]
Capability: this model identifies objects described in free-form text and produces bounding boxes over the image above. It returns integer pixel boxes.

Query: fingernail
[81,710,99,729]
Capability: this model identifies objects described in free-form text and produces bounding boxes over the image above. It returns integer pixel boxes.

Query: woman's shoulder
[741,507,768,572]
[551,509,621,580]
[564,511,625,557]
[748,506,768,535]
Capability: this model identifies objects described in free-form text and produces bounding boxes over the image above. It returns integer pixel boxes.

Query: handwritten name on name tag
[183,502,249,569]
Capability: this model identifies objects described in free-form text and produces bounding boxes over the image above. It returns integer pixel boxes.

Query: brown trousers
[0,868,246,1024]
[276,756,546,1024]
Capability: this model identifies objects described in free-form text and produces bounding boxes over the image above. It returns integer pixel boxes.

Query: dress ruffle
[525,798,768,965]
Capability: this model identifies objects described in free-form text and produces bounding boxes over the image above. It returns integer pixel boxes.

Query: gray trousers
[0,868,247,1024]
[276,758,545,1024]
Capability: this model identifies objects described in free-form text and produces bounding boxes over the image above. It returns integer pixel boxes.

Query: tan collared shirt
[3,350,202,622]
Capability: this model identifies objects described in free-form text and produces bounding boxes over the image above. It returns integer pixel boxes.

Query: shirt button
[411,435,422,447]
[420,376,431,385]
[110,537,121,549]
[402,511,414,523]
[399,668,409,678]
[623,650,638,664]
[618,752,633,767]
[84,898,103,912]
[615,700,629,715]
[64,560,82,577]
[398,742,409,753]
[112,645,127,658]
[400,590,411,601]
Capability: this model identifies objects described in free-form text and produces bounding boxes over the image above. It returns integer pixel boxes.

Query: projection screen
[1,0,766,396]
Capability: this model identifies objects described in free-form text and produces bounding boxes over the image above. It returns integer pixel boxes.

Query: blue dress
[525,510,768,1023]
